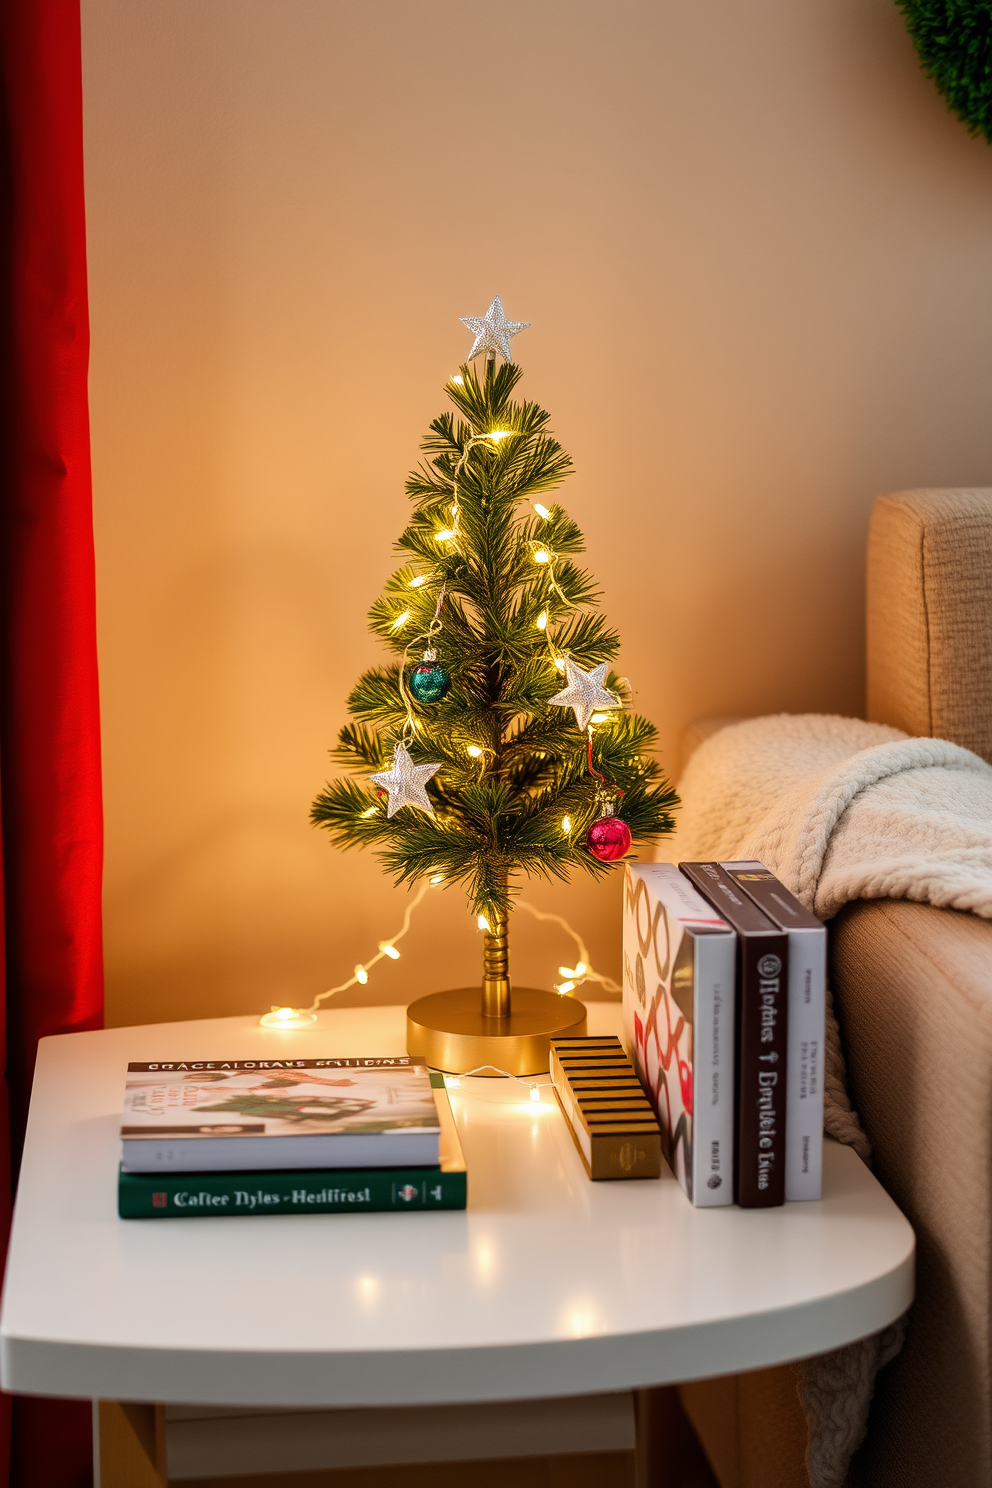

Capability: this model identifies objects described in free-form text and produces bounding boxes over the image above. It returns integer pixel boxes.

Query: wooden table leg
[99,1401,166,1488]
[635,1387,720,1488]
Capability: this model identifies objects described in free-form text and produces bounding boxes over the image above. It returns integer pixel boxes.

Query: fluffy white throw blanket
[667,713,992,1488]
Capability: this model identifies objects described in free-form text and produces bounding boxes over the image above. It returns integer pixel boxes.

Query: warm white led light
[436,528,455,542]
[450,374,464,385]
[533,503,551,520]
[379,942,401,960]
[556,981,576,995]
[533,549,550,564]
[575,961,588,977]
[354,965,369,984]
[530,1086,541,1103]
[562,817,572,834]
[259,1006,317,1029]
[554,657,566,671]
[477,914,491,932]
[430,874,444,884]
[390,609,410,631]
[409,575,426,588]
[488,430,511,441]
[467,744,483,758]
[536,611,548,631]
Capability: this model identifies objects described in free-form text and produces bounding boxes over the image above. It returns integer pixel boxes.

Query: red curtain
[0,2,104,1485]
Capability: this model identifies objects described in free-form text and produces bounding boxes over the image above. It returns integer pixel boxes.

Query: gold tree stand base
[406,987,587,1076]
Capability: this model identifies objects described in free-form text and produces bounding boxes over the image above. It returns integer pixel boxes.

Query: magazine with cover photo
[120,1057,441,1174]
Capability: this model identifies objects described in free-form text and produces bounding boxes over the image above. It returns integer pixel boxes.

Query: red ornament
[585,815,631,862]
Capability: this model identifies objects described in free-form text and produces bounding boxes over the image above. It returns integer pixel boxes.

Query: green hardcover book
[119,1073,466,1218]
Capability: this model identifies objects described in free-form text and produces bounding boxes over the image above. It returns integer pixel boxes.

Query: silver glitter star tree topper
[460,295,529,362]
[311,328,677,1072]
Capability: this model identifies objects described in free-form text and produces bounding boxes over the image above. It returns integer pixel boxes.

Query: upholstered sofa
[678,489,992,1488]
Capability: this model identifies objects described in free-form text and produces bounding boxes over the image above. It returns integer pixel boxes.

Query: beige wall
[82,0,992,1028]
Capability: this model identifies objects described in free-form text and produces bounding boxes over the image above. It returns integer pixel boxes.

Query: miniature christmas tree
[312,299,677,1069]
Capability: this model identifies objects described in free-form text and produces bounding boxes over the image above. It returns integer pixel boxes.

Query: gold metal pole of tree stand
[406,903,587,1076]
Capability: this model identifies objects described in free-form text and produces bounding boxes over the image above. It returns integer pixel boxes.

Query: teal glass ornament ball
[410,663,450,704]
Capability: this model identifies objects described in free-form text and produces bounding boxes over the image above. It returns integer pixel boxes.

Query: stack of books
[118,1057,466,1219]
[622,861,826,1209]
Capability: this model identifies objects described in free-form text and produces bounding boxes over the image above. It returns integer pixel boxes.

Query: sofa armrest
[832,898,992,1487]
[867,489,992,762]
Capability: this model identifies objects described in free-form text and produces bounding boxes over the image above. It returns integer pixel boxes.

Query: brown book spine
[679,863,789,1208]
[736,933,789,1205]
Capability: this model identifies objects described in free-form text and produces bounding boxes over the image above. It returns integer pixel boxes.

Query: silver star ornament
[370,744,441,819]
[549,659,620,731]
[460,295,529,362]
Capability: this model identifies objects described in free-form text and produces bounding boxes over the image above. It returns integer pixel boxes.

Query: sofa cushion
[867,489,992,763]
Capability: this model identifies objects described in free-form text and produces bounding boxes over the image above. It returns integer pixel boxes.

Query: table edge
[0,1240,914,1405]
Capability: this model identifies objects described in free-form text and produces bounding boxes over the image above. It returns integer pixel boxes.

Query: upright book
[621,863,736,1206]
[120,1058,440,1174]
[722,861,826,1201]
[679,863,789,1208]
[119,1073,466,1217]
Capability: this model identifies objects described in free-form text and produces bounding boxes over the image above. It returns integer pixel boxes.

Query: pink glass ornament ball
[585,816,631,862]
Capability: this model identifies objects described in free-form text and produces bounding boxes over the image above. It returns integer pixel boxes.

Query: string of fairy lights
[258,882,619,1029]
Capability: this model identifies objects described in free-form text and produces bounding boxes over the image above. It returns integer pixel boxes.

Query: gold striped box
[549,1036,661,1181]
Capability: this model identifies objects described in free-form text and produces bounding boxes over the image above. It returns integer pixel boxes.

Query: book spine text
[119,1167,466,1218]
[689,932,736,1207]
[736,934,789,1206]
[783,930,825,1201]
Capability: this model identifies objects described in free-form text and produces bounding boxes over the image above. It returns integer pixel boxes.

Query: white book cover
[722,861,826,1201]
[622,863,736,1206]
[121,1057,441,1174]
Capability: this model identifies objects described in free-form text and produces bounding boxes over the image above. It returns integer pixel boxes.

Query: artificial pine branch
[312,357,678,918]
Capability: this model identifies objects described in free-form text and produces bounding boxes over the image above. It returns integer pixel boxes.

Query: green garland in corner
[898,0,992,141]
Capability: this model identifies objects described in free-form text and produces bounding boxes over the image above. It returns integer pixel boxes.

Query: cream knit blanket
[666,712,992,1488]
